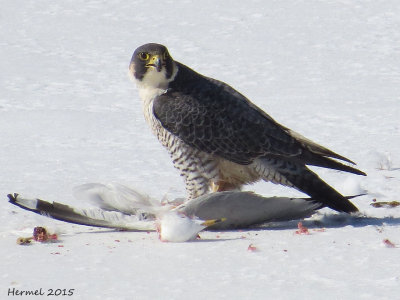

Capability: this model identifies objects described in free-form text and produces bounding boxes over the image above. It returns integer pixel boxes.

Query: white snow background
[1,0,400,299]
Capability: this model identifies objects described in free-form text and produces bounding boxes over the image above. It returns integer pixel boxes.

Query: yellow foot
[211,181,238,192]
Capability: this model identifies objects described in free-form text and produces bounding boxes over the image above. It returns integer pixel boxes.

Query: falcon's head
[129,43,176,89]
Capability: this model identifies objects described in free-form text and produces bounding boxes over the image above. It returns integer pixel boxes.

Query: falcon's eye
[163,52,169,60]
[138,52,150,61]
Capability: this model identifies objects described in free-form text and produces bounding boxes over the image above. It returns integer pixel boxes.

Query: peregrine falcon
[129,43,366,213]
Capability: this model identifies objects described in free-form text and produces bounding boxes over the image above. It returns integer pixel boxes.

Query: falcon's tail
[282,169,359,213]
[255,156,360,213]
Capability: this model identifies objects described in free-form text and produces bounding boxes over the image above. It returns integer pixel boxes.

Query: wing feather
[152,62,365,176]
[153,63,302,165]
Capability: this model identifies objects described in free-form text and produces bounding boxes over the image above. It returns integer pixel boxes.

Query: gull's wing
[177,191,322,229]
[7,193,155,231]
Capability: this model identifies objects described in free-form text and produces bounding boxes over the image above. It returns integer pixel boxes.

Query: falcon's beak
[146,54,163,72]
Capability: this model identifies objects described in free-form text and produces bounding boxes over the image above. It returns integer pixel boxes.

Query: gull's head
[129,43,176,89]
[157,212,226,243]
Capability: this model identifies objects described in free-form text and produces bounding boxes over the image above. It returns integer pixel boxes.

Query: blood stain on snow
[383,239,396,248]
[247,244,257,252]
[295,222,309,235]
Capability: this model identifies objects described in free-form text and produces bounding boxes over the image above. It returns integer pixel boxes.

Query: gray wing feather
[7,193,155,231]
[177,191,322,229]
[8,191,322,230]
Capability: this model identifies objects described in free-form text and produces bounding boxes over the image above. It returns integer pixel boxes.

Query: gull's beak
[201,217,227,227]
[147,54,162,72]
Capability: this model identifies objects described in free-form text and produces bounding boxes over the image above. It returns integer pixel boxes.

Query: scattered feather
[371,201,400,208]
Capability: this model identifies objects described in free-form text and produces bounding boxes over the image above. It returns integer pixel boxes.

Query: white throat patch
[139,68,169,90]
[136,63,178,89]
[133,64,178,126]
[134,64,178,101]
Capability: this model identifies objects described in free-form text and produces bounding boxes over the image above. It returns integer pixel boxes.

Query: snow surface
[1,0,400,299]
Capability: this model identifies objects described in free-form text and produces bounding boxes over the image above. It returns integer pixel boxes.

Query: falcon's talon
[211,181,239,192]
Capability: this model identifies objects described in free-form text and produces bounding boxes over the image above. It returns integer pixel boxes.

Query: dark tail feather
[284,169,359,213]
